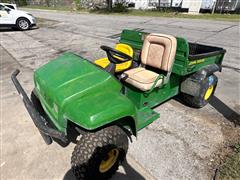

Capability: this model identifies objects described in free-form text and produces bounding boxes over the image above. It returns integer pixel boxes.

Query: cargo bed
[188,42,226,61]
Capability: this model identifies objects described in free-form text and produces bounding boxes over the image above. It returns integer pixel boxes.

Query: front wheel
[71,125,128,180]
[16,18,30,31]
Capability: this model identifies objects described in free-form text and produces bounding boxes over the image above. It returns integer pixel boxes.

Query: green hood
[34,52,121,107]
[34,53,124,126]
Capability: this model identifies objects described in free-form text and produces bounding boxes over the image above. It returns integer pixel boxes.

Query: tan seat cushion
[124,67,163,91]
[141,33,177,72]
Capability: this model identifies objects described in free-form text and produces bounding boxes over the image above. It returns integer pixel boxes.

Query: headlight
[53,103,58,113]
[36,82,40,91]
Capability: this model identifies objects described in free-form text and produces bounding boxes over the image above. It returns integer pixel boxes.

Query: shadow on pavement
[0,27,16,32]
[0,27,38,32]
[209,95,240,126]
[63,159,146,180]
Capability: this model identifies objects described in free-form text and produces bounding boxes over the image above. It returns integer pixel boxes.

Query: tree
[14,0,27,6]
[45,0,50,7]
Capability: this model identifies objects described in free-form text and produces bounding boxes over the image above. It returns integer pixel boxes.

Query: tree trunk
[107,0,112,10]
[45,0,50,7]
[170,0,173,7]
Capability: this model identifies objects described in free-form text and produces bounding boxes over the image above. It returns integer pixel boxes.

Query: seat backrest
[141,33,177,72]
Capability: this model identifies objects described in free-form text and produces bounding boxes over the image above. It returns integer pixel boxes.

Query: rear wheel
[71,125,128,180]
[182,74,218,108]
[16,18,30,31]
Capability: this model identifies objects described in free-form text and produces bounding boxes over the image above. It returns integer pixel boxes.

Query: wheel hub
[19,20,29,30]
[204,85,214,100]
[99,148,119,173]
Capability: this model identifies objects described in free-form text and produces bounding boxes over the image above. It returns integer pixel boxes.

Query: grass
[219,144,240,180]
[22,5,240,22]
[22,5,88,12]
[23,5,73,11]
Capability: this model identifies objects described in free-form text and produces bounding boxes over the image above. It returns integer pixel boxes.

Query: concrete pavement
[1,9,240,180]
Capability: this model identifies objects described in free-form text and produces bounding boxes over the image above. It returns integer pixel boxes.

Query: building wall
[201,0,215,10]
[127,0,217,10]
[188,0,202,13]
[148,0,172,8]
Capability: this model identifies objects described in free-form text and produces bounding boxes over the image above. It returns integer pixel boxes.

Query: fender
[16,16,30,24]
[190,64,221,81]
[181,64,220,96]
[63,91,137,134]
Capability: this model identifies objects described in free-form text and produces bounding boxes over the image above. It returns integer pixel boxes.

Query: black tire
[16,18,30,31]
[182,74,218,108]
[71,125,128,180]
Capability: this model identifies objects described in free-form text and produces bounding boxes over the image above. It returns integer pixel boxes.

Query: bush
[15,0,28,6]
[74,0,82,10]
[89,1,128,13]
[112,2,128,12]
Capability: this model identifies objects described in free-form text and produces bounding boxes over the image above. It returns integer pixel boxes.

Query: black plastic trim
[188,42,226,60]
[11,69,68,144]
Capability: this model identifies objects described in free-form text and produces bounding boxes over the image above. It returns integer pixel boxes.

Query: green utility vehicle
[12,29,226,180]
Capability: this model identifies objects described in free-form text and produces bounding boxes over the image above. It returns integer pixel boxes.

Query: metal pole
[221,0,225,14]
[212,0,217,14]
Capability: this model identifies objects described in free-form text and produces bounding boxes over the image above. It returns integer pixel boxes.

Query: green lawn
[23,6,240,22]
[23,5,73,11]
[219,144,240,180]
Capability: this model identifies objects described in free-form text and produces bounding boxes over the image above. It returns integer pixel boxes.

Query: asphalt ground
[1,9,240,180]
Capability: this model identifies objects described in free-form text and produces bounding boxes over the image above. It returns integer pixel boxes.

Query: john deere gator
[12,29,226,180]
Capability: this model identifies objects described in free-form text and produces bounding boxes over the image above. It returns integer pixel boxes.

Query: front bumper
[11,69,68,145]
[30,23,37,27]
[29,16,37,27]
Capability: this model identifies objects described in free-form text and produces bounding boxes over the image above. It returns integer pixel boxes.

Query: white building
[118,0,217,11]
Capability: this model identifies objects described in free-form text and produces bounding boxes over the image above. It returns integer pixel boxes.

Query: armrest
[145,74,164,94]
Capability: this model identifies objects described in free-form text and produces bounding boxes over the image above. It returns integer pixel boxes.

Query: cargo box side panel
[172,37,189,76]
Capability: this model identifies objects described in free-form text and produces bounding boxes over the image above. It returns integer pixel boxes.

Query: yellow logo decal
[189,59,205,65]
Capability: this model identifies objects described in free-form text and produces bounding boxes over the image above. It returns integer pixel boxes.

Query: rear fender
[181,64,220,96]
[189,64,221,81]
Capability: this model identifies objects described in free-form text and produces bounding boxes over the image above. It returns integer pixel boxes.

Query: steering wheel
[100,45,132,64]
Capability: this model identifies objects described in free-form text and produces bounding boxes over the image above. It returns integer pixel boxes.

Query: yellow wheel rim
[99,148,119,173]
[204,85,214,100]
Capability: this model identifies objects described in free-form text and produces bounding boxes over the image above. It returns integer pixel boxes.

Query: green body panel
[186,55,224,73]
[172,37,189,75]
[120,30,143,50]
[124,74,181,109]
[123,74,180,131]
[136,107,159,131]
[34,53,137,133]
